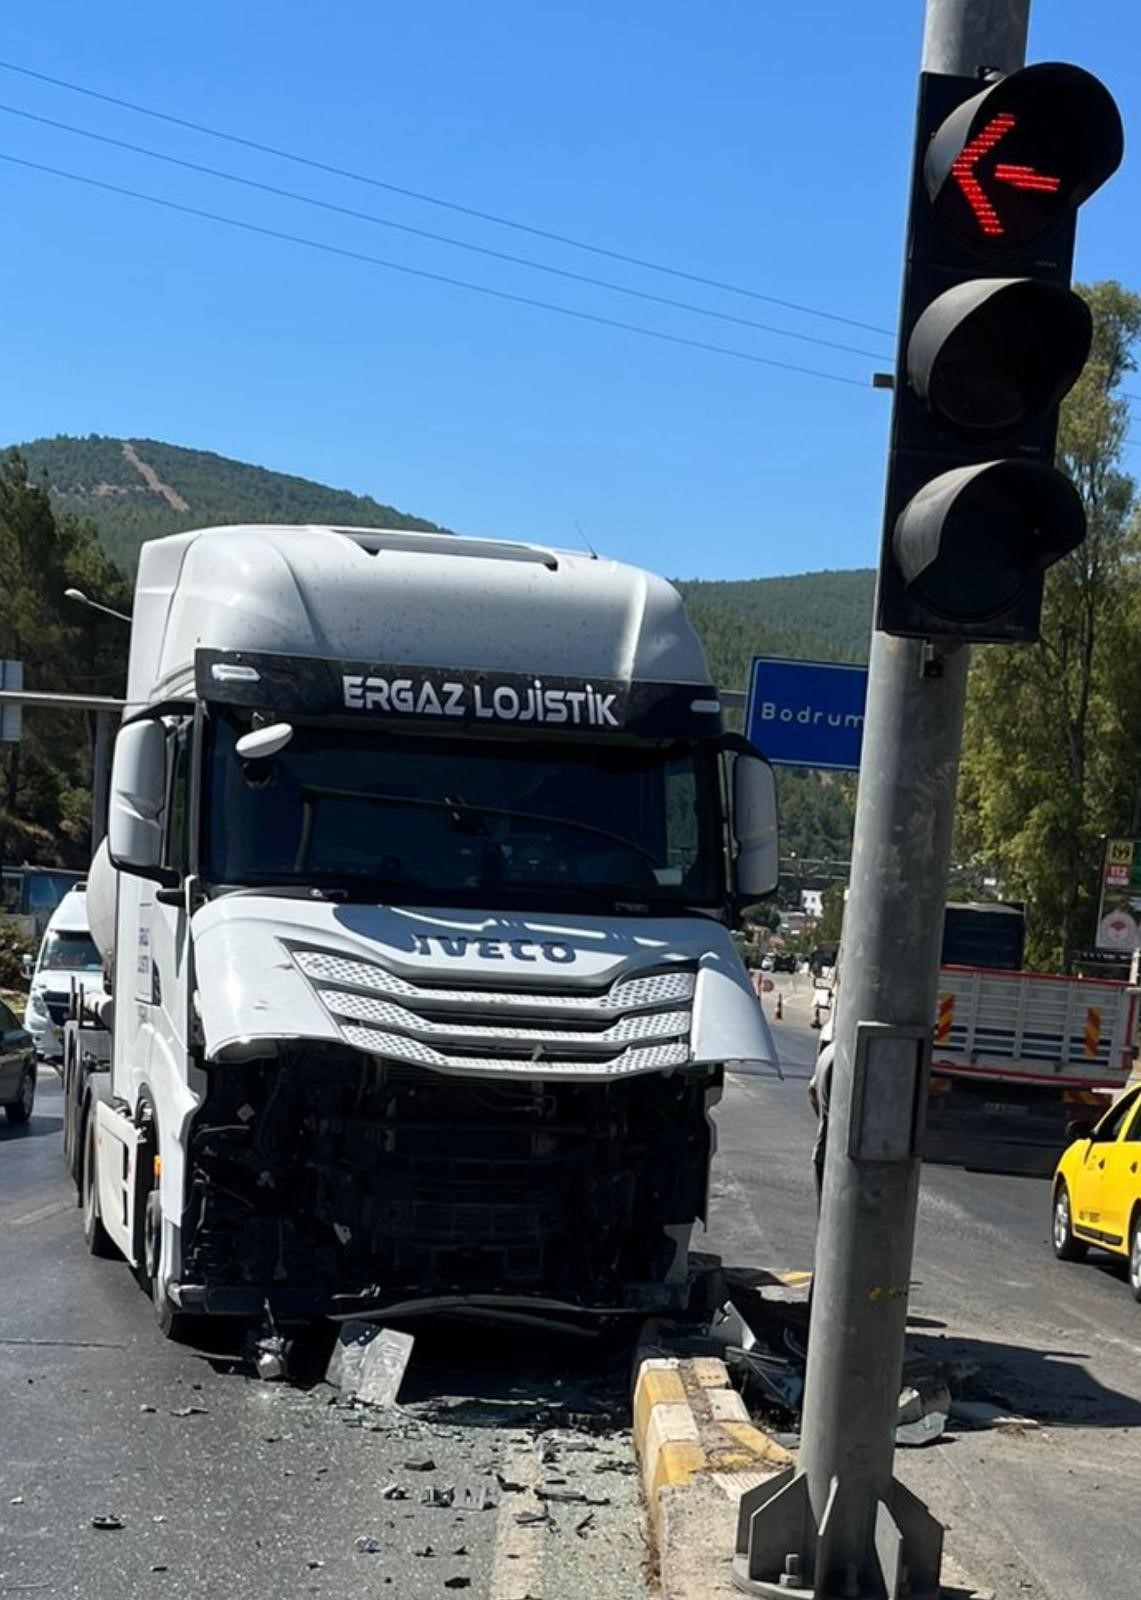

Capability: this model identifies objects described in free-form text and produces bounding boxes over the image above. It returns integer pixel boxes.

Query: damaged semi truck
[67,524,779,1338]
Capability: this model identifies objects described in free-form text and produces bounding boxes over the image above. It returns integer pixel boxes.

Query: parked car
[0,998,36,1124]
[1052,1082,1141,1300]
[772,953,797,974]
[760,955,774,972]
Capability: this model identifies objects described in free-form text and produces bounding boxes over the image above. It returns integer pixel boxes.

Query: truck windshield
[202,712,722,910]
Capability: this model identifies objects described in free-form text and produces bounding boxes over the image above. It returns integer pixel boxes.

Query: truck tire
[1129,1212,1141,1304]
[143,1188,194,1342]
[1052,1180,1087,1263]
[5,1063,35,1124]
[82,1115,117,1258]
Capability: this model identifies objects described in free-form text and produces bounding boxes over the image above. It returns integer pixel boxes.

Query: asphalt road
[0,1072,652,1600]
[6,995,1140,1600]
[705,980,1141,1600]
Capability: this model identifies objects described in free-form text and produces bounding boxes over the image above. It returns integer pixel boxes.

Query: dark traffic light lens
[894,461,1085,623]
[909,280,1091,433]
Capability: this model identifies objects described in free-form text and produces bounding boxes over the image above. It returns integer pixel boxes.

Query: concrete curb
[632,1351,995,1600]
[632,1354,791,1598]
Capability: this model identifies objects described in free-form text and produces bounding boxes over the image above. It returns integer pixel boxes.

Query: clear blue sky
[2,1,1137,579]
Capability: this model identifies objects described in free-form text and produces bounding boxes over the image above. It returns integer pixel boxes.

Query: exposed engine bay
[180,1043,722,1317]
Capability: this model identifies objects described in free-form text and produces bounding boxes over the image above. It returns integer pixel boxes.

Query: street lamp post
[63,587,132,625]
[63,588,130,848]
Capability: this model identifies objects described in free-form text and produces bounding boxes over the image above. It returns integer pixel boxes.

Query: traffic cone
[774,991,784,1022]
[811,1004,822,1030]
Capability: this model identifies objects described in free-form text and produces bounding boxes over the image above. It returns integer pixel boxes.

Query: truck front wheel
[143,1188,196,1342]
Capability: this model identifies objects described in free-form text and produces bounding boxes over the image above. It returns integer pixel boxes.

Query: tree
[816,881,847,943]
[0,454,129,883]
[956,282,1141,970]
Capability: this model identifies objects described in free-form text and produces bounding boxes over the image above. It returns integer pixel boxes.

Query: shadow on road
[0,1114,60,1142]
[907,1327,1141,1428]
[192,1313,640,1431]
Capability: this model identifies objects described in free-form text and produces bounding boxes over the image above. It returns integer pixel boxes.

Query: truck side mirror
[731,748,780,903]
[108,719,174,884]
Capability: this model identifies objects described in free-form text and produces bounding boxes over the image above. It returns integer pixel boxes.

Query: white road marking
[5,1199,72,1228]
[489,1438,545,1600]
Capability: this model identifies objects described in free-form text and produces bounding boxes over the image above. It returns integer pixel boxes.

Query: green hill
[16,434,444,574]
[15,433,875,690]
[9,433,865,868]
[676,570,875,681]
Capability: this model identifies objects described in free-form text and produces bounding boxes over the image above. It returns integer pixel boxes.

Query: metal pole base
[732,1467,944,1599]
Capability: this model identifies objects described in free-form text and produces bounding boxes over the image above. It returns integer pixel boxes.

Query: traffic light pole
[734,2,1030,1596]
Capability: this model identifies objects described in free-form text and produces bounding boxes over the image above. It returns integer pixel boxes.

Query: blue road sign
[745,656,868,771]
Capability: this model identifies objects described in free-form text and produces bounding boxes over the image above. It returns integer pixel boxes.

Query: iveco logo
[412,934,576,964]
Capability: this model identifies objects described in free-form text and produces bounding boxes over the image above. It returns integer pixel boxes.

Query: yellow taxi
[1052,1082,1141,1300]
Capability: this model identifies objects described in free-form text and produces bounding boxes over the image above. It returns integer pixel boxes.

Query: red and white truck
[822,904,1140,1176]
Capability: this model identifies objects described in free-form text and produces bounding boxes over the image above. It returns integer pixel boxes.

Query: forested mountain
[677,570,875,685]
[17,435,443,574]
[6,438,869,872]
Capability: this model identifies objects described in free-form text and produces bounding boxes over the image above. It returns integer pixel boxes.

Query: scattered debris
[496,1472,526,1493]
[515,1508,550,1527]
[420,1486,455,1508]
[575,1512,595,1537]
[170,1405,208,1417]
[729,1347,804,1413]
[444,1580,471,1591]
[537,1486,610,1506]
[453,1545,469,1556]
[305,1560,324,1570]
[895,1379,951,1448]
[326,1321,414,1407]
[10,1496,24,1505]
[380,1483,408,1501]
[139,1404,157,1414]
[91,1515,125,1531]
[404,1456,437,1472]
[949,1399,1040,1432]
[251,1327,289,1382]
[151,1564,168,1574]
[413,1545,435,1558]
[353,1535,382,1554]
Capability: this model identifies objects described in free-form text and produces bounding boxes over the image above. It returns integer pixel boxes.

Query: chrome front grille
[291,944,696,1078]
[293,950,694,1013]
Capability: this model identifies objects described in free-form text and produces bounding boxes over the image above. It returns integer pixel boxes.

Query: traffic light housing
[878,63,1123,642]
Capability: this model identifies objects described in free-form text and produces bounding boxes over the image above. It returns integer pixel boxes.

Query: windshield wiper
[295,785,667,872]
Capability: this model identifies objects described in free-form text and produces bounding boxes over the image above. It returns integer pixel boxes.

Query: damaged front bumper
[177,1041,722,1321]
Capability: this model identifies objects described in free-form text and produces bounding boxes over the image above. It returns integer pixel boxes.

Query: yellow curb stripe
[719,1420,794,1466]
[633,1362,687,1443]
[648,1438,708,1498]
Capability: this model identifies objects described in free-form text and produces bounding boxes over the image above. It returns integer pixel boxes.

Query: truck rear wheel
[82,1115,117,1259]
[1052,1180,1087,1263]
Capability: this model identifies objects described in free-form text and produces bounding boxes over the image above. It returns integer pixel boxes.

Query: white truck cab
[25,886,104,1060]
[72,525,779,1337]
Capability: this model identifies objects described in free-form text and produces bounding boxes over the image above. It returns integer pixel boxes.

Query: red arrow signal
[948,112,1062,238]
[993,163,1063,195]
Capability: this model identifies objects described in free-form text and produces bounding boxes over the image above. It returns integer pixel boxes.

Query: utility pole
[735,2,1122,1595]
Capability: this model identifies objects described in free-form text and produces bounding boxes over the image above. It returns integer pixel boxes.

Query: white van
[25,886,105,1061]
